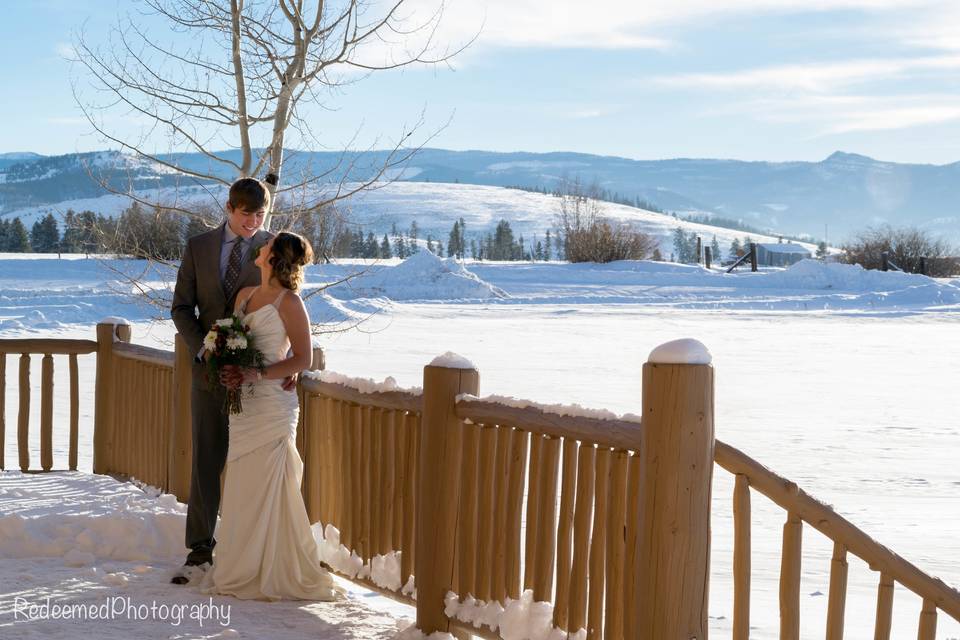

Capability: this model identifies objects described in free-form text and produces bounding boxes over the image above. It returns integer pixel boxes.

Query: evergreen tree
[0,219,10,251]
[711,235,721,261]
[350,230,365,257]
[395,236,407,259]
[8,218,31,252]
[652,247,664,261]
[447,220,461,258]
[30,213,60,253]
[426,234,434,254]
[409,220,419,243]
[490,220,515,260]
[729,238,743,260]
[545,230,552,261]
[364,232,379,258]
[470,238,478,260]
[380,234,392,259]
[673,228,698,263]
[535,240,544,261]
[816,241,828,259]
[436,240,444,256]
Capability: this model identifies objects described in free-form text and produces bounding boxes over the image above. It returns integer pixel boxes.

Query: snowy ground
[2,253,959,638]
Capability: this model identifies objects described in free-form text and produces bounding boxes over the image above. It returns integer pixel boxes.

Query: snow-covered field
[1,253,959,638]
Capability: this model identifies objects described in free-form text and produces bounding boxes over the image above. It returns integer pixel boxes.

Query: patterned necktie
[223,237,245,294]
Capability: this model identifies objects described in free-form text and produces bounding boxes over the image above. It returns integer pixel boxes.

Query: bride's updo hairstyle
[269,231,314,292]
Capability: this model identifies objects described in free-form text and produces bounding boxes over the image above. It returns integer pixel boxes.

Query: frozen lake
[2,255,959,637]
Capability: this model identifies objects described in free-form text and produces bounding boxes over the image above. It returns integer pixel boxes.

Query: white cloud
[712,93,960,135]
[410,0,938,52]
[55,42,76,60]
[653,55,960,92]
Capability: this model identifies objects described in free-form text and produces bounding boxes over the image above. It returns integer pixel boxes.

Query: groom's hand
[282,373,298,392]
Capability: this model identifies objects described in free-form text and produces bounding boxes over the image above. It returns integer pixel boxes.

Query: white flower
[203,331,218,351]
[226,336,248,351]
[216,318,233,327]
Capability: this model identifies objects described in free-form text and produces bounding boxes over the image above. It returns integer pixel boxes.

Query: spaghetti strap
[239,288,257,313]
[271,289,287,308]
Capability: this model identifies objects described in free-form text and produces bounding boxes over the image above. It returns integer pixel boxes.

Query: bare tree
[841,225,959,277]
[72,0,471,227]
[555,176,657,263]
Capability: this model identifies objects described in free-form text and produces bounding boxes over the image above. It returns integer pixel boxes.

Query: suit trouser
[185,382,229,564]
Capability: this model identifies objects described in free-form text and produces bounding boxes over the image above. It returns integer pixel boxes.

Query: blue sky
[3,0,960,163]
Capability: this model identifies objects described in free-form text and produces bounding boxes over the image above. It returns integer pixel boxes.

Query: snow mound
[765,259,939,291]
[331,251,508,301]
[0,472,186,562]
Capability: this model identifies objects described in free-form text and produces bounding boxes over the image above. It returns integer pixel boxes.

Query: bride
[198,231,336,601]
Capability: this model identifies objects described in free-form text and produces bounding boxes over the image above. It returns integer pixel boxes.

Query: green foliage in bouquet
[203,315,265,414]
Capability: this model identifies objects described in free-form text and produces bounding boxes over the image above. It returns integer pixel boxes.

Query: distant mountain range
[2,148,959,242]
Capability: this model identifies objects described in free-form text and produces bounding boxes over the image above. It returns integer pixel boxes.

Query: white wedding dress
[199,289,336,601]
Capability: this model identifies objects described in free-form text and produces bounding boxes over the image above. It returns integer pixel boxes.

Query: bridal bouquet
[203,316,264,414]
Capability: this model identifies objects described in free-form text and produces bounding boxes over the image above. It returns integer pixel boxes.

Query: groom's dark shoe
[171,556,212,585]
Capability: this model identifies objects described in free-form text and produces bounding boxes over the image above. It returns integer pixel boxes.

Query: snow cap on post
[647,338,712,365]
[429,351,477,369]
[99,316,131,326]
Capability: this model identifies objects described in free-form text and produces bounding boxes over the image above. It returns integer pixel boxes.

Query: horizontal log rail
[113,342,175,368]
[0,339,98,355]
[455,396,644,451]
[715,439,960,623]
[300,376,422,414]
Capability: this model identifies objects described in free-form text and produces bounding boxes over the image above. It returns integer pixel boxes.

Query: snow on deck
[0,471,413,639]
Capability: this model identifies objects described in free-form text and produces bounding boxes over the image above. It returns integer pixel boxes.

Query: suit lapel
[212,223,229,302]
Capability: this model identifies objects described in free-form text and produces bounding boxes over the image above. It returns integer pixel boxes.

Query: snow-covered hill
[1,180,815,259]
[4,148,960,241]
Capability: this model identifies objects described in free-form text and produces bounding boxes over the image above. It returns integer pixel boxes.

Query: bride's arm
[239,292,312,382]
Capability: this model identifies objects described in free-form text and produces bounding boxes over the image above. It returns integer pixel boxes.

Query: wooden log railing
[715,440,960,639]
[5,323,960,639]
[0,337,98,472]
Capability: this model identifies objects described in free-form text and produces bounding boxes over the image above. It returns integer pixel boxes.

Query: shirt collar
[223,222,247,244]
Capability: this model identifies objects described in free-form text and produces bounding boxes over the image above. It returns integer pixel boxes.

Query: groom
[170,177,284,584]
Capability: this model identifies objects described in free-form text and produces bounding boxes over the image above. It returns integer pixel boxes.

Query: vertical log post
[40,354,54,471]
[18,354,30,472]
[704,246,712,270]
[0,354,5,470]
[297,346,324,460]
[169,334,194,501]
[94,321,130,474]
[874,573,894,640]
[750,242,759,272]
[69,353,79,471]
[917,599,937,640]
[633,339,714,640]
[780,511,803,640]
[826,541,849,640]
[696,236,703,264]
[416,356,479,635]
[733,474,752,640]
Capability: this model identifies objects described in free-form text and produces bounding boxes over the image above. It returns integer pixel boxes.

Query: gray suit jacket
[171,223,273,385]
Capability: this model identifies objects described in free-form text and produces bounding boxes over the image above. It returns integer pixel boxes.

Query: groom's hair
[228,177,271,213]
